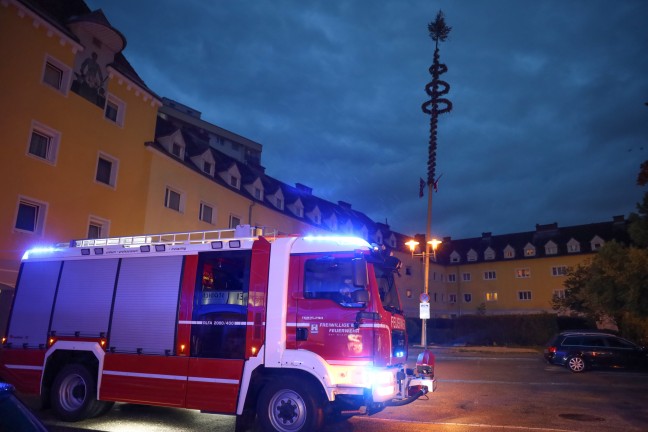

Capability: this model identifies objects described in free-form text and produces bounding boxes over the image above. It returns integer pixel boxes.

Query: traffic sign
[419,293,430,303]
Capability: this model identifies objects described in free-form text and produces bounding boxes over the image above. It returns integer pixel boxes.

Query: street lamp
[406,237,441,347]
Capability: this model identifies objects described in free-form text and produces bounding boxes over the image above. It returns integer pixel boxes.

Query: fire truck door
[185,241,269,413]
[295,255,374,363]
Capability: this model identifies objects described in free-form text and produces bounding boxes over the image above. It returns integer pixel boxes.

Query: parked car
[544,331,648,373]
[0,381,49,431]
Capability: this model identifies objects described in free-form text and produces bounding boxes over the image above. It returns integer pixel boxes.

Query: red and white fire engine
[0,226,435,431]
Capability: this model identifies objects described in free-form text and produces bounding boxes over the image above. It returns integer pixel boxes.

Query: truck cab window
[191,250,251,358]
[304,257,367,308]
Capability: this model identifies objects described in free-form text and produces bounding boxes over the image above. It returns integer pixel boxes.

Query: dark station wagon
[544,331,648,373]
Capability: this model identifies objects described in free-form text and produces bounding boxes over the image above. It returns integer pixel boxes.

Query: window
[467,249,478,262]
[229,215,241,228]
[450,251,461,263]
[504,246,515,258]
[165,187,182,212]
[254,188,262,200]
[43,62,63,89]
[104,94,125,126]
[567,239,580,253]
[41,56,71,94]
[199,202,214,224]
[464,293,472,303]
[303,257,367,308]
[553,289,565,299]
[484,271,497,280]
[448,274,457,282]
[191,250,251,359]
[95,153,118,187]
[276,198,283,209]
[406,289,412,298]
[518,291,532,301]
[449,294,457,303]
[87,216,109,239]
[15,197,47,234]
[230,175,239,188]
[462,272,471,282]
[27,123,60,164]
[172,142,184,158]
[486,292,498,301]
[552,266,567,276]
[545,241,558,255]
[515,268,531,278]
[405,266,412,276]
[524,245,536,256]
[203,161,212,174]
[484,248,495,260]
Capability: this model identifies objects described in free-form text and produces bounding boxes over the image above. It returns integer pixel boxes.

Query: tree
[555,161,648,342]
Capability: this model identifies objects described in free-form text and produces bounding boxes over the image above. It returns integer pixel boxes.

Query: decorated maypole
[420,10,452,347]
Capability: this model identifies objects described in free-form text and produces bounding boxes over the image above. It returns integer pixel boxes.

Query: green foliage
[556,162,648,341]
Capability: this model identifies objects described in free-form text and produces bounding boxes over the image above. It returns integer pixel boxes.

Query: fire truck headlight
[360,369,395,397]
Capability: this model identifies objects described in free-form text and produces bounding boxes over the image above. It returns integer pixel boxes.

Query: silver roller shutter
[51,258,119,337]
[8,260,61,347]
[109,255,183,354]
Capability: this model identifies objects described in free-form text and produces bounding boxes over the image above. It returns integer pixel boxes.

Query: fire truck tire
[257,376,324,432]
[51,364,101,422]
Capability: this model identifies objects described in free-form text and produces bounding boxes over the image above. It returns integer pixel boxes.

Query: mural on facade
[71,51,107,107]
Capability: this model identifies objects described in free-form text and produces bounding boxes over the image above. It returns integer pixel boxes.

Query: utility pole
[420,10,452,347]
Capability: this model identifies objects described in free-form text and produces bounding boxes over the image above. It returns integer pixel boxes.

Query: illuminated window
[27,122,60,164]
[504,245,515,258]
[524,244,536,256]
[486,292,498,301]
[515,268,531,278]
[15,197,47,234]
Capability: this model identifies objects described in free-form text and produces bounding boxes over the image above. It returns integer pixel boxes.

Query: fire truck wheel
[51,364,101,422]
[257,376,324,432]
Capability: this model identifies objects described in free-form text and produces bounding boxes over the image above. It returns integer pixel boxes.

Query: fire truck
[0,226,435,431]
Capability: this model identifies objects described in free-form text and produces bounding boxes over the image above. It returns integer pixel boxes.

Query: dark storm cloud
[87,0,648,239]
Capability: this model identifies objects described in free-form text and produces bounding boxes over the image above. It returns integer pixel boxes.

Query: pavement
[410,344,542,355]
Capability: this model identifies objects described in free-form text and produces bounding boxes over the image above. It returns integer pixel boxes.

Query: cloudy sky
[86,0,648,239]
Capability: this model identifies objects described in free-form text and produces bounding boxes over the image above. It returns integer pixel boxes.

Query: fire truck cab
[0,226,434,431]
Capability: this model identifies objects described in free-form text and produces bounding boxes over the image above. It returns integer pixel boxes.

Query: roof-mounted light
[211,241,223,250]
[229,240,241,248]
[155,244,165,252]
[81,249,91,256]
[140,245,151,253]
[94,248,104,255]
[303,236,369,247]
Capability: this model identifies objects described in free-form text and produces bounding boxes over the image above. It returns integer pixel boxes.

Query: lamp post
[406,237,441,347]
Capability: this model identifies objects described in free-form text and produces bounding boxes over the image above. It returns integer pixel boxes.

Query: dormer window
[484,247,495,260]
[230,175,239,188]
[276,197,283,209]
[450,251,461,263]
[590,236,605,251]
[567,238,581,253]
[254,188,261,200]
[467,249,478,262]
[172,142,183,158]
[504,245,515,259]
[524,243,536,257]
[545,241,558,255]
[203,161,212,174]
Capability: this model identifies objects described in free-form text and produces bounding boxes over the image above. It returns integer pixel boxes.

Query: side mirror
[352,289,369,303]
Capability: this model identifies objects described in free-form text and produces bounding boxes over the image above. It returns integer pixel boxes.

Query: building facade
[0,0,633,339]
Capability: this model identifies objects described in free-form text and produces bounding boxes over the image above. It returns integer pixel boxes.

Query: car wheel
[51,364,101,422]
[567,356,586,373]
[257,376,324,432]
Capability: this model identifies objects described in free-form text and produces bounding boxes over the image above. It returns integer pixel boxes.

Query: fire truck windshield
[374,264,402,314]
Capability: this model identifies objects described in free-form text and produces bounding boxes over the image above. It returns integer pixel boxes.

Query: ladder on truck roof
[68,225,275,248]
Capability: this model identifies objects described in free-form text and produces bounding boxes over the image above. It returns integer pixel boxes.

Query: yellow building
[396,218,629,319]
[0,0,160,322]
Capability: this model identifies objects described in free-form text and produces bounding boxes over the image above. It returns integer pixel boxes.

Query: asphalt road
[25,347,648,432]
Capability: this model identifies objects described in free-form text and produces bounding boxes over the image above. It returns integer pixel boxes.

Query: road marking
[353,416,577,431]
